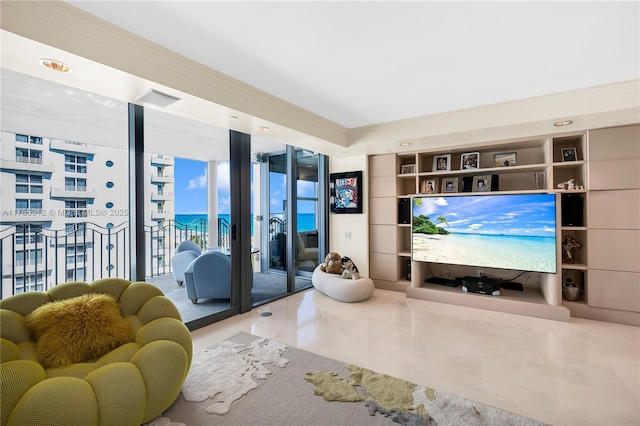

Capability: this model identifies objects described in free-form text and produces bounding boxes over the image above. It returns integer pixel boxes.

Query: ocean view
[174,213,317,234]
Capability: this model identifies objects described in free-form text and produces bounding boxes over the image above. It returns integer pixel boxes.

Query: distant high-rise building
[0,131,174,296]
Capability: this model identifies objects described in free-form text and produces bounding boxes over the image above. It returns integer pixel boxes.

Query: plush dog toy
[320,252,343,274]
[341,256,361,280]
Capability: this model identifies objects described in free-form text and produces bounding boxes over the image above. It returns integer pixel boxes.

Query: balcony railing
[0,209,56,222]
[151,210,170,220]
[16,157,43,164]
[150,155,174,166]
[151,191,173,201]
[150,173,172,183]
[49,139,97,154]
[50,186,97,199]
[0,217,227,299]
[0,158,55,173]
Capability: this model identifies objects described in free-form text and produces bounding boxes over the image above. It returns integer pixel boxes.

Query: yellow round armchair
[0,278,192,426]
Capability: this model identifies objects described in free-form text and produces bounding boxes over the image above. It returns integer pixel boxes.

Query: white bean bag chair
[311,265,374,302]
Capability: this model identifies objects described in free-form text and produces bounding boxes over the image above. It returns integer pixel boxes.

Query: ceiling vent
[135,89,181,107]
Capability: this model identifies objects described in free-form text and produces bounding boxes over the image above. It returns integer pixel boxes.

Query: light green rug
[144,332,548,426]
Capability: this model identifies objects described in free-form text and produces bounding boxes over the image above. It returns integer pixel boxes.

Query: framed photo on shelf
[472,175,492,192]
[494,152,516,167]
[561,147,577,162]
[420,178,438,194]
[329,171,363,214]
[433,154,451,171]
[400,164,416,174]
[441,177,459,193]
[460,152,480,169]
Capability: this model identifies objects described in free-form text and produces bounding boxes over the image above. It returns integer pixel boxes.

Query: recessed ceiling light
[256,126,270,132]
[554,120,573,127]
[400,142,411,146]
[135,89,181,107]
[39,59,71,73]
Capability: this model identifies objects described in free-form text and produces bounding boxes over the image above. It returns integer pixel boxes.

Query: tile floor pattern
[191,288,640,426]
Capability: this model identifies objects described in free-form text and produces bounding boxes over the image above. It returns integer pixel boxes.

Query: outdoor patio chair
[183,251,231,303]
[171,240,202,285]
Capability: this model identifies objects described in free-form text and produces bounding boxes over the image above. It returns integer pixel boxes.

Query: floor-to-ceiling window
[1,66,328,328]
[143,108,240,327]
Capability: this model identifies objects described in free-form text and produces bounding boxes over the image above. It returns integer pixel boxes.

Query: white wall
[329,155,369,277]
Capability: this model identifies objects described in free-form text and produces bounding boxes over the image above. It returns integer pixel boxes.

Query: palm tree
[437,215,448,227]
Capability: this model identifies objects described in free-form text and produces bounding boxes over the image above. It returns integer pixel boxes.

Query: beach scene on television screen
[412,194,556,273]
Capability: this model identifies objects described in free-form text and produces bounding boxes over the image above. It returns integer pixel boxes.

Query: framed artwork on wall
[330,171,363,214]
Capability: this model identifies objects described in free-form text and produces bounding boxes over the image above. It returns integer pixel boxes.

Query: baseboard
[371,279,410,292]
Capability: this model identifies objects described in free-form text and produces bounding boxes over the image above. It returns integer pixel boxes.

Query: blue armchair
[184,251,231,304]
[171,240,202,285]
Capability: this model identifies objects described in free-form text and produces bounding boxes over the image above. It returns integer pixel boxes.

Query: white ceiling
[66,1,639,128]
[1,1,638,160]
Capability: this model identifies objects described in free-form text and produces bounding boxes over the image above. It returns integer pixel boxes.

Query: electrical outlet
[345,232,352,239]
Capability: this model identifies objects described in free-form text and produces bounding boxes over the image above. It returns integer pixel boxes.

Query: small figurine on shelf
[557,179,583,190]
[562,235,582,264]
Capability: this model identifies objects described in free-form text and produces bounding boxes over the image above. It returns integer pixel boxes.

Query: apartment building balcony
[0,210,55,223]
[150,155,174,166]
[151,191,173,201]
[150,173,172,183]
[49,139,97,154]
[151,210,170,220]
[50,233,94,245]
[0,219,213,299]
[3,262,48,275]
[50,186,98,199]
[0,158,55,174]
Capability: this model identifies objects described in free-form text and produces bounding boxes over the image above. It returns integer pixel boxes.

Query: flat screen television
[412,193,557,273]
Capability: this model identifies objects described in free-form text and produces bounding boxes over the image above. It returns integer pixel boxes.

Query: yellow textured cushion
[24,293,133,368]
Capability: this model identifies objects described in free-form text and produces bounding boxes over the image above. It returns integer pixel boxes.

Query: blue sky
[174,158,316,214]
[412,194,556,237]
[174,159,224,214]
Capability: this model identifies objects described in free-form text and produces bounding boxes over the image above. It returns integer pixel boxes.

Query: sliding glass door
[294,149,320,287]
[253,146,325,304]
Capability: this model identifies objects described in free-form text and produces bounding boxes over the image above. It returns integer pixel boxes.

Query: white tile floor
[191,288,640,426]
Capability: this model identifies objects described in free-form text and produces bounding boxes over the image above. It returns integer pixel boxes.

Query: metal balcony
[150,173,172,183]
[150,155,174,166]
[151,191,173,201]
[49,139,97,154]
[0,210,55,223]
[0,218,209,298]
[151,210,170,220]
[0,158,55,174]
[50,186,98,199]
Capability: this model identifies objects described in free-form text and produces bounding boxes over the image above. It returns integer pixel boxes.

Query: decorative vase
[563,284,581,301]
